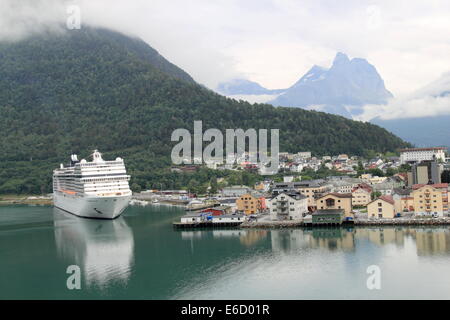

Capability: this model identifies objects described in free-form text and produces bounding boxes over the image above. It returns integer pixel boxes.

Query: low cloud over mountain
[364,72,450,147]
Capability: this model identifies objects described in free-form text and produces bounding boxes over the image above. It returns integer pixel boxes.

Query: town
[131,147,450,227]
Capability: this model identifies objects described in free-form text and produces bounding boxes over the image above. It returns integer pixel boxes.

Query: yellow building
[367,196,395,219]
[236,193,261,215]
[368,176,388,184]
[297,185,329,208]
[316,193,353,217]
[393,188,414,214]
[352,186,372,207]
[412,183,448,217]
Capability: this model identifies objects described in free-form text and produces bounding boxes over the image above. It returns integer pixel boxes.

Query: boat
[53,150,132,219]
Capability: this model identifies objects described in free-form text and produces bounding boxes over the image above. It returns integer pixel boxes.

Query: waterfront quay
[355,217,450,226]
[174,213,450,229]
[173,221,244,229]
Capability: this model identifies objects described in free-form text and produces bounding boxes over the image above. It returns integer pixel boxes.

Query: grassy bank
[0,194,53,206]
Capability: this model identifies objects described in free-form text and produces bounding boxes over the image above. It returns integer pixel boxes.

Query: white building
[180,214,204,223]
[212,214,245,223]
[221,185,250,197]
[294,152,312,160]
[268,192,308,221]
[400,147,446,164]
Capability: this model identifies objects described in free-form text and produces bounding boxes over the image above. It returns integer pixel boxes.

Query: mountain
[217,79,285,95]
[372,116,450,147]
[269,52,393,117]
[0,27,410,194]
[371,72,450,147]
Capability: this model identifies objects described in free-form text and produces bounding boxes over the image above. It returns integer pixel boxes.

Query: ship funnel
[70,154,79,166]
[92,150,104,163]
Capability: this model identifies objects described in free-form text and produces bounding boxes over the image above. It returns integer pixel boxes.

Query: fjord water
[1,205,450,299]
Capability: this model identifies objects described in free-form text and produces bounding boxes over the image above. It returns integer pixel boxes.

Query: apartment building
[412,183,449,217]
[400,147,446,164]
[272,180,330,209]
[268,192,308,221]
[236,193,264,215]
[352,185,372,207]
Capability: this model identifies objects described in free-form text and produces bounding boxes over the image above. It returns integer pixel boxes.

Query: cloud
[0,0,67,41]
[1,0,449,96]
[355,72,450,121]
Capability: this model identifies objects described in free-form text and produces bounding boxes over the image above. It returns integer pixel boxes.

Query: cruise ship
[53,150,132,219]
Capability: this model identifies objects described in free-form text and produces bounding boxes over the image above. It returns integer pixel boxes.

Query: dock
[173,221,243,229]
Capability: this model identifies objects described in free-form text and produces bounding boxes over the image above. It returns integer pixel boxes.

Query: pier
[173,221,244,229]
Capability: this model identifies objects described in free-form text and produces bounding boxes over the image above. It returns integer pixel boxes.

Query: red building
[200,206,231,216]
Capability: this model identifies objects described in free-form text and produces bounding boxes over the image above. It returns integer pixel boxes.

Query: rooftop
[316,192,352,199]
[375,195,395,205]
[313,209,345,216]
[399,147,446,152]
[271,192,307,201]
[412,183,449,190]
[393,187,412,195]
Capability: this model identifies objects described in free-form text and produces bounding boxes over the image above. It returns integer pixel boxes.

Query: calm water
[1,205,450,299]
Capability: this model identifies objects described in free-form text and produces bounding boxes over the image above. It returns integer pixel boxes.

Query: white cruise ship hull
[54,192,131,219]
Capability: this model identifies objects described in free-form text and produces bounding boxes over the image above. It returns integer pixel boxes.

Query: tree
[131,183,142,193]
[442,170,450,183]
[399,164,411,173]
[209,176,218,195]
[386,167,398,177]
[368,168,385,177]
[371,191,382,200]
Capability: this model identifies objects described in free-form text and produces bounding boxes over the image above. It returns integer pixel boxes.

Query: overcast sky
[1,0,450,119]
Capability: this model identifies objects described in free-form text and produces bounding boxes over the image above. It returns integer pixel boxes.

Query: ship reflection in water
[53,208,135,290]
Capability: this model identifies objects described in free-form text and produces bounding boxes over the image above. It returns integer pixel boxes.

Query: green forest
[0,27,411,194]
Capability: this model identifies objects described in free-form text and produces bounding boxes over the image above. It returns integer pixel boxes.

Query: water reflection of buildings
[271,230,310,252]
[354,227,450,256]
[271,229,356,253]
[307,228,355,251]
[355,228,406,247]
[180,226,450,257]
[411,229,450,256]
[53,208,134,288]
[180,229,267,247]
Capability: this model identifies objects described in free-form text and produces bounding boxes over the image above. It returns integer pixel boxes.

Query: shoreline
[240,217,450,228]
[0,195,53,206]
